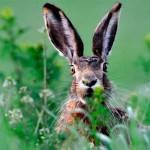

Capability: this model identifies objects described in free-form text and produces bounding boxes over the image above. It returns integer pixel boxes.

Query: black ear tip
[43,3,51,8]
[43,3,61,14]
[111,2,122,12]
[43,3,58,9]
[43,3,51,14]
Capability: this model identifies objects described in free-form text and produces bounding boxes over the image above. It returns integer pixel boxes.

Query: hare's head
[43,3,122,97]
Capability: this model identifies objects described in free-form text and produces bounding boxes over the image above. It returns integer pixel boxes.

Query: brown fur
[42,2,127,135]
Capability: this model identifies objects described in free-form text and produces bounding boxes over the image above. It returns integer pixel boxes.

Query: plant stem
[43,33,47,91]
[34,31,48,135]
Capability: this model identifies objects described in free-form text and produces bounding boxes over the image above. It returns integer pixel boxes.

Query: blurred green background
[0,0,150,89]
[0,0,150,149]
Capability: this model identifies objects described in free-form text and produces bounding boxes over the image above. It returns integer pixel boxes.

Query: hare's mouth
[85,88,94,97]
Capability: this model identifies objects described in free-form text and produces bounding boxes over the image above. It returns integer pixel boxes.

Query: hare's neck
[102,74,112,93]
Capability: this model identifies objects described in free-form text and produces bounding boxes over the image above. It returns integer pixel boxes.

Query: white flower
[2,76,16,88]
[20,95,34,104]
[0,94,5,106]
[6,108,23,124]
[39,89,54,99]
[39,127,50,140]
[39,127,50,135]
[19,86,27,94]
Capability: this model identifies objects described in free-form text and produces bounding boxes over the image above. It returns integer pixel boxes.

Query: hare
[42,2,127,134]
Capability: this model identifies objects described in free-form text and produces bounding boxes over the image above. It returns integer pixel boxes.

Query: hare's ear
[92,2,122,61]
[43,3,84,63]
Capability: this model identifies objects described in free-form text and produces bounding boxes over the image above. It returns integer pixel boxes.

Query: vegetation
[139,33,150,74]
[0,7,150,150]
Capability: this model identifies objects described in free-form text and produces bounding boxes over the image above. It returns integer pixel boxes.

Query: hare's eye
[70,66,75,74]
[103,62,107,72]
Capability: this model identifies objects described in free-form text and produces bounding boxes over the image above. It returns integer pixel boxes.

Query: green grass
[0,0,150,88]
[0,1,150,150]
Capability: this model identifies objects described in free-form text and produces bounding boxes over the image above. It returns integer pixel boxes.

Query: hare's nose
[82,79,97,87]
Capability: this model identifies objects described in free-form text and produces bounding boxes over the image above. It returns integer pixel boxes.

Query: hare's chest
[56,99,89,132]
